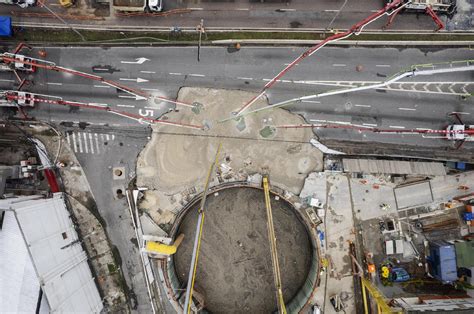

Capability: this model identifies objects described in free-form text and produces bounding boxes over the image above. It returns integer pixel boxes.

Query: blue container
[464,212,473,221]
[429,242,458,283]
[0,16,12,38]
[457,162,466,170]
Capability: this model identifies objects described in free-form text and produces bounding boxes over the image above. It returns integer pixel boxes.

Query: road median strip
[8,27,474,46]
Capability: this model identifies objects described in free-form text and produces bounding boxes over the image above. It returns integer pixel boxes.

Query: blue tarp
[0,16,12,37]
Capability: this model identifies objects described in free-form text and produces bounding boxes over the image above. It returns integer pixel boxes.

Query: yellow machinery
[263,175,287,314]
[143,234,184,257]
[361,277,400,314]
[59,0,74,8]
[350,252,401,313]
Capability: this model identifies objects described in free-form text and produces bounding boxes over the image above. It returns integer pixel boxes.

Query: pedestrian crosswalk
[65,131,115,154]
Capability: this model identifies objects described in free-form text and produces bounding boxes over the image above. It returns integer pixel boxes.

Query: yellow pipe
[185,144,222,314]
[361,279,368,314]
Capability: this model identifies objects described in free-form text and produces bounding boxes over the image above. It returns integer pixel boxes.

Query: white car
[147,0,162,12]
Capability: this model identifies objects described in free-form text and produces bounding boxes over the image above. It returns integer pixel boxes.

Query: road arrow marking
[120,57,150,64]
[118,95,147,101]
[119,77,149,83]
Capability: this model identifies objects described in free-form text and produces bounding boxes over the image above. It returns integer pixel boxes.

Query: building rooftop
[0,193,103,313]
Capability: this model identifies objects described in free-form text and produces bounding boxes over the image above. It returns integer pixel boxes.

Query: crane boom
[0,52,194,108]
[263,175,287,314]
[184,144,222,313]
[234,0,408,115]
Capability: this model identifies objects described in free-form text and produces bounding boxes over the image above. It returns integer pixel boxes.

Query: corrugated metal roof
[0,211,44,313]
[342,159,446,176]
[1,193,103,313]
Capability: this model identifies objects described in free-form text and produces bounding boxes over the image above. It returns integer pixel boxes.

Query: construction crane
[275,112,474,150]
[349,244,402,314]
[1,90,204,130]
[234,0,409,115]
[263,175,287,314]
[384,0,455,31]
[183,144,222,313]
[224,60,474,121]
[0,44,195,109]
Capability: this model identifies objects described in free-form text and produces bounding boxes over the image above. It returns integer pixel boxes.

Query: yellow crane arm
[263,176,287,314]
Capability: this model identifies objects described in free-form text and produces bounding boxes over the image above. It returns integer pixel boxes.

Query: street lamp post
[197,19,204,62]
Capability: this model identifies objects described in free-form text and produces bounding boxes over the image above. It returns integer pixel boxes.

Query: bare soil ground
[136,87,322,196]
[173,187,312,313]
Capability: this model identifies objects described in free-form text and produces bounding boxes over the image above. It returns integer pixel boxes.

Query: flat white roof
[0,210,48,313]
[1,193,103,313]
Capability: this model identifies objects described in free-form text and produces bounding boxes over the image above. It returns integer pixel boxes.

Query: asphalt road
[2,0,472,31]
[0,45,472,149]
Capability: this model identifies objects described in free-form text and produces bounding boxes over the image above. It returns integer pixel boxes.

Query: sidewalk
[301,172,356,313]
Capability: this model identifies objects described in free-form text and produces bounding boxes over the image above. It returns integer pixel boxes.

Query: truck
[445,124,474,141]
[113,0,162,13]
[386,0,456,14]
[0,0,36,8]
[0,91,36,107]
[0,54,36,73]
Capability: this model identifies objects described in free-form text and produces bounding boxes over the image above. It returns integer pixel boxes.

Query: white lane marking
[95,133,100,154]
[66,132,71,146]
[72,133,78,153]
[376,64,391,68]
[237,77,253,80]
[355,104,371,108]
[363,123,378,127]
[332,64,346,67]
[302,100,321,104]
[119,77,148,83]
[0,79,15,83]
[89,102,109,107]
[93,85,110,88]
[117,104,135,108]
[83,132,89,153]
[236,8,249,11]
[328,120,351,125]
[309,119,327,123]
[452,111,470,115]
[189,74,205,77]
[118,95,146,100]
[140,70,156,74]
[106,134,110,141]
[112,134,115,141]
[169,72,182,75]
[416,128,433,131]
[389,125,406,129]
[47,82,62,86]
[77,132,83,153]
[324,9,339,12]
[188,7,203,10]
[142,88,160,91]
[284,63,298,66]
[398,107,416,111]
[89,133,95,154]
